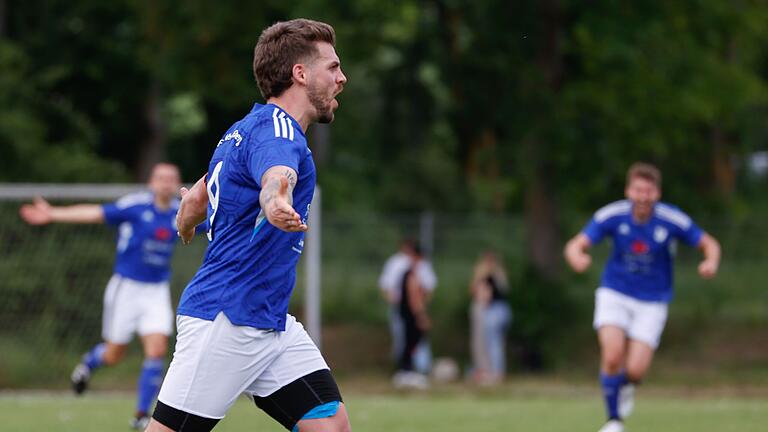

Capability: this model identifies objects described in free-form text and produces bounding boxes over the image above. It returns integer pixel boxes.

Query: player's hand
[569,253,592,273]
[176,187,196,245]
[19,197,53,225]
[698,259,718,279]
[176,175,209,245]
[268,177,308,233]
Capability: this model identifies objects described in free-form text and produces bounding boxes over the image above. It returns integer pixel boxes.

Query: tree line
[2,0,767,281]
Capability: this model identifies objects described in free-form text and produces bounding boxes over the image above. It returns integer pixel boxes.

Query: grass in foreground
[1,383,766,432]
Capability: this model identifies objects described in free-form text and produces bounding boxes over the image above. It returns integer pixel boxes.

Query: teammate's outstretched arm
[564,233,593,273]
[697,233,721,279]
[19,197,104,225]
[176,174,208,244]
[259,166,307,233]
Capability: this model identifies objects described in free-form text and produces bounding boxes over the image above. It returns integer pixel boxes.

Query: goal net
[0,184,208,387]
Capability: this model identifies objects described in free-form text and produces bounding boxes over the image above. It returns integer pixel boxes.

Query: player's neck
[154,196,172,211]
[268,92,314,132]
[631,210,652,224]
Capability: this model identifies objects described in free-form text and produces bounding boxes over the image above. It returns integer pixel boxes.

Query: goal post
[0,182,323,386]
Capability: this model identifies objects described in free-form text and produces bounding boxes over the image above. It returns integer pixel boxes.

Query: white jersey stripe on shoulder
[288,119,294,141]
[115,191,153,209]
[655,205,691,230]
[278,112,288,138]
[272,108,281,137]
[594,200,631,223]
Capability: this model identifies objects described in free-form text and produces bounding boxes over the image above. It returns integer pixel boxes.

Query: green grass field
[2,381,766,432]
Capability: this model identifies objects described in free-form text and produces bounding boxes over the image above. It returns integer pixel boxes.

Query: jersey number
[206,161,224,241]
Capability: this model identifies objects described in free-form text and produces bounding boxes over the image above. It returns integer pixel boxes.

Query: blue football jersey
[102,192,180,283]
[177,103,316,331]
[582,200,704,303]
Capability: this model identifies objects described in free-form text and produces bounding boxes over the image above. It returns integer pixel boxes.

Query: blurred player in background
[19,163,186,429]
[564,162,721,432]
[378,238,437,378]
[145,19,351,432]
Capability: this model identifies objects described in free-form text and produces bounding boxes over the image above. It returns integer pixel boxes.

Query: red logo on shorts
[630,239,649,254]
[155,227,172,241]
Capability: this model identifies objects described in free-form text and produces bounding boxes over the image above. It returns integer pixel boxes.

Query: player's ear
[292,63,308,86]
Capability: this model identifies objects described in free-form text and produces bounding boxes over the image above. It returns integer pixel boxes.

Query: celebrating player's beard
[307,79,341,124]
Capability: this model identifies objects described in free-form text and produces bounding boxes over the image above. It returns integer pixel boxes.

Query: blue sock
[600,371,627,420]
[82,343,107,371]
[136,358,164,416]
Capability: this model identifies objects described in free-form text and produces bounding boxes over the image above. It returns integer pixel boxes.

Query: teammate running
[20,163,186,429]
[564,162,721,432]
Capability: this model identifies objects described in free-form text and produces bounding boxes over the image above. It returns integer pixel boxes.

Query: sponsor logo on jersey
[155,227,172,241]
[630,239,650,255]
[218,129,243,147]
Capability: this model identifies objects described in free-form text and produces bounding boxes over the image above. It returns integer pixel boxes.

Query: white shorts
[158,312,329,419]
[102,274,173,344]
[593,287,668,349]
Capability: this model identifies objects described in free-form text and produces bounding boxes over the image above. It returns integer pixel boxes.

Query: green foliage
[0,41,127,182]
[6,0,768,208]
[3,0,768,387]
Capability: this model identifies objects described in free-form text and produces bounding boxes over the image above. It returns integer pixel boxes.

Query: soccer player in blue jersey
[564,162,721,432]
[19,163,186,429]
[145,19,350,432]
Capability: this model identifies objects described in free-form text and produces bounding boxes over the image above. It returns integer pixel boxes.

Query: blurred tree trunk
[711,126,736,198]
[136,80,166,181]
[523,139,560,278]
[710,39,736,199]
[0,0,5,37]
[523,0,564,280]
[434,1,504,210]
[467,128,503,211]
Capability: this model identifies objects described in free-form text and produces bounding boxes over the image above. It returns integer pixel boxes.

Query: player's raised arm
[19,197,104,225]
[697,233,721,279]
[259,165,307,233]
[176,174,209,244]
[564,232,593,273]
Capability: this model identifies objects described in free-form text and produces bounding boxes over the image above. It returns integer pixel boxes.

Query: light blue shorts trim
[292,401,340,431]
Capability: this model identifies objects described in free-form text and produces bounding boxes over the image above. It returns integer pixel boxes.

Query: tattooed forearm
[283,169,297,189]
[260,178,279,209]
[259,168,297,211]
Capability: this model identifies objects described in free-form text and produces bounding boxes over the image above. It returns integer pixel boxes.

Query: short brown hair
[627,162,662,188]
[253,19,336,100]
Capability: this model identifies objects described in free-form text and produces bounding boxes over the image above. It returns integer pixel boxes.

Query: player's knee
[102,345,126,365]
[142,335,169,358]
[145,345,167,359]
[601,352,624,373]
[625,365,647,382]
